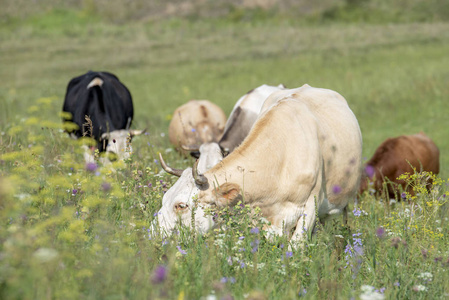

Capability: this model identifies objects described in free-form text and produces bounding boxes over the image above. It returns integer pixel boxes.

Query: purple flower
[251,239,260,253]
[353,208,362,217]
[148,183,153,188]
[177,245,187,255]
[191,128,196,132]
[376,227,385,238]
[365,165,375,178]
[286,251,293,258]
[401,192,407,200]
[332,185,342,194]
[250,227,260,234]
[85,162,97,172]
[101,182,111,192]
[394,281,400,287]
[239,236,245,240]
[151,265,167,284]
[72,189,78,195]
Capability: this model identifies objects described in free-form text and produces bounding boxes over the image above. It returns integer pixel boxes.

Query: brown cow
[359,132,440,199]
[168,100,227,156]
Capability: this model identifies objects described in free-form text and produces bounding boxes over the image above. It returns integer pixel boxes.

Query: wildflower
[434,256,442,263]
[401,192,407,200]
[250,227,259,234]
[394,281,400,287]
[101,182,111,192]
[285,251,293,258]
[72,189,78,195]
[376,227,385,238]
[151,265,167,284]
[239,236,245,240]
[251,239,260,253]
[177,245,187,255]
[332,185,342,194]
[353,208,362,217]
[85,162,97,172]
[360,285,385,300]
[412,285,427,292]
[418,272,433,282]
[365,165,375,178]
[148,183,152,188]
[298,288,307,297]
[33,248,59,263]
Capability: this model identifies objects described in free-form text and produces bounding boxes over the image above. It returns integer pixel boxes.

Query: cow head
[156,143,225,235]
[100,129,145,161]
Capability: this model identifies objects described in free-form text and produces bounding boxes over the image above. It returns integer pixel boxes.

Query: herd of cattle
[62,70,440,241]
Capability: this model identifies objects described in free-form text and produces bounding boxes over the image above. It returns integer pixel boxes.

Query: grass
[1,7,449,299]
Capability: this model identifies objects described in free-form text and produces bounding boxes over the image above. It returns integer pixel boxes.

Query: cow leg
[290,196,318,247]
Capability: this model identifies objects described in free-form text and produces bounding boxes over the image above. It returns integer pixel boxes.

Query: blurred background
[1,0,449,174]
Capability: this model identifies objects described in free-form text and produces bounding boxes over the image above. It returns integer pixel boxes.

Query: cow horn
[181,144,200,152]
[192,159,208,186]
[129,128,146,137]
[159,153,184,177]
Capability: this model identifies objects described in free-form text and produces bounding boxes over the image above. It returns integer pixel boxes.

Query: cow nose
[174,202,189,213]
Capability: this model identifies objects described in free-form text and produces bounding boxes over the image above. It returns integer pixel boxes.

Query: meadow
[1,2,449,299]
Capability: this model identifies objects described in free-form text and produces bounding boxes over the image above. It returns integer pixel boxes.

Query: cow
[168,100,226,156]
[62,71,144,161]
[359,132,440,199]
[157,84,362,244]
[219,84,286,153]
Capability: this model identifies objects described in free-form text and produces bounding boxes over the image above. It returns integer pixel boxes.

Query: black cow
[62,71,143,161]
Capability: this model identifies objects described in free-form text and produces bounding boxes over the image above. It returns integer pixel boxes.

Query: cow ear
[214,183,241,207]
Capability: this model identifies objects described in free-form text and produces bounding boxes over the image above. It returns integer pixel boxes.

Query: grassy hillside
[1,7,449,300]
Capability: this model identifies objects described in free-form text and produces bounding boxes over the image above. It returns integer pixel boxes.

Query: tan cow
[168,100,226,156]
[157,84,362,243]
[359,133,440,198]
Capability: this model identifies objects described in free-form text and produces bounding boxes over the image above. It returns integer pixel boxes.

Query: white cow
[219,84,285,153]
[157,84,362,242]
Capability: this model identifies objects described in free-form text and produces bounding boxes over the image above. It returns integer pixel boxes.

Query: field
[1,2,449,299]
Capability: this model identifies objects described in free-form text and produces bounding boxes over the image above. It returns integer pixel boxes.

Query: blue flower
[332,185,342,194]
[250,227,260,234]
[176,245,187,255]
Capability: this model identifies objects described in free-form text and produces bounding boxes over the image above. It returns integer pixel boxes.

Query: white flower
[413,285,428,292]
[33,248,59,263]
[418,272,433,281]
[360,285,385,300]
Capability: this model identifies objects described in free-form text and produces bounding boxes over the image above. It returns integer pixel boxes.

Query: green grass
[1,8,449,299]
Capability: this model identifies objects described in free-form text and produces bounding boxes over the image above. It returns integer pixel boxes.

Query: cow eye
[175,203,189,212]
